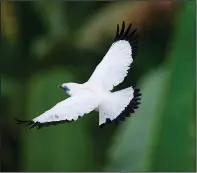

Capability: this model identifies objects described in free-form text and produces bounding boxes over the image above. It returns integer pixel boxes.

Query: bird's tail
[99,87,141,127]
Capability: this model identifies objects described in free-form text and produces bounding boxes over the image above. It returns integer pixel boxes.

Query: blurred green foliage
[1,1,196,172]
[106,2,196,172]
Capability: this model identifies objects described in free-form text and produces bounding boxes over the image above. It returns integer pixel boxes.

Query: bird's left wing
[16,95,99,129]
[87,21,138,91]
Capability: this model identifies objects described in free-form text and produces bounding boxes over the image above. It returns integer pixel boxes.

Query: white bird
[16,21,141,129]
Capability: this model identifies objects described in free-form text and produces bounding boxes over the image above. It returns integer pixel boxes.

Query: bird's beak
[58,85,64,89]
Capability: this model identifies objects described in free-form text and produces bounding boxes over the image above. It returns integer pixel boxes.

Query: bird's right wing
[16,95,99,129]
[87,21,138,91]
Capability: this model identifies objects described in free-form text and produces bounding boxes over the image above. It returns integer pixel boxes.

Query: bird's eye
[64,86,70,92]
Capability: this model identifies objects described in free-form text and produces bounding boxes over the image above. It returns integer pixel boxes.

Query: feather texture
[87,21,138,91]
[16,95,100,129]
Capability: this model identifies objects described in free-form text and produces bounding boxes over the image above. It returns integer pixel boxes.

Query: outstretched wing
[16,95,99,129]
[87,21,138,91]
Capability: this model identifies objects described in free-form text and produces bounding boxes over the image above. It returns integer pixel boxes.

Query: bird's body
[16,21,142,129]
[66,82,110,97]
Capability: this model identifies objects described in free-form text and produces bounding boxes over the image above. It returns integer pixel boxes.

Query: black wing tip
[15,118,33,125]
[99,87,142,128]
[114,21,138,59]
[114,21,138,42]
[15,118,75,130]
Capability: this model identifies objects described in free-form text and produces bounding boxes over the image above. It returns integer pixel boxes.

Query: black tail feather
[99,87,142,128]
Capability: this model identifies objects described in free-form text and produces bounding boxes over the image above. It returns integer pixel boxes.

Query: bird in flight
[16,21,141,129]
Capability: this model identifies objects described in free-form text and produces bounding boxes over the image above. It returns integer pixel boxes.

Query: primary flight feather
[16,21,141,129]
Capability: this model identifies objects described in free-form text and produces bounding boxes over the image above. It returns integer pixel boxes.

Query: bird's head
[58,83,81,96]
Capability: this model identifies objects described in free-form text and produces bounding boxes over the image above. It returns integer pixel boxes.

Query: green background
[1,1,196,172]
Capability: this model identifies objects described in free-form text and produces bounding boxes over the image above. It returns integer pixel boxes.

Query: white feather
[87,40,133,91]
[33,94,100,123]
[99,87,134,125]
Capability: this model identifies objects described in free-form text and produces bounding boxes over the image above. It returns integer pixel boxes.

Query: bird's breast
[82,85,109,99]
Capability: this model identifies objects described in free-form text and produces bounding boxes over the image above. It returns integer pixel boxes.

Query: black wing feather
[15,118,75,130]
[99,88,142,128]
[119,21,125,39]
[114,21,138,59]
[114,24,120,41]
